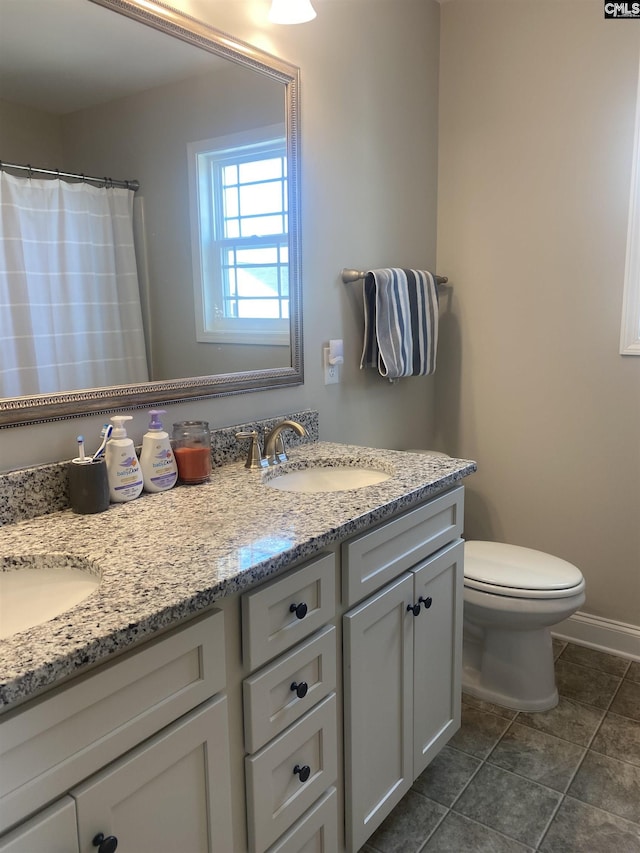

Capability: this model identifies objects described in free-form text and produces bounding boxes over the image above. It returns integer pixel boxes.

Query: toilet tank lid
[464,541,584,591]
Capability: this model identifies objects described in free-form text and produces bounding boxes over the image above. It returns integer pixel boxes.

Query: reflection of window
[188,127,289,346]
[620,58,640,356]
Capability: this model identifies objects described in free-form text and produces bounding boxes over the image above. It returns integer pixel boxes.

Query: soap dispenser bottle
[105,415,143,503]
[140,410,178,493]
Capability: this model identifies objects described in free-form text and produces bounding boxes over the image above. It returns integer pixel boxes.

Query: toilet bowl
[463,541,585,712]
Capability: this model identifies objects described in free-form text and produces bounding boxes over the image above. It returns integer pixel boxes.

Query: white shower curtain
[0,172,149,397]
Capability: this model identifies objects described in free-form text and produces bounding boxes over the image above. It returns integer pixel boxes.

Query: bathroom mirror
[0,0,302,427]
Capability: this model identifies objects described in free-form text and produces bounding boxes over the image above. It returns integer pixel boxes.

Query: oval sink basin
[0,555,101,639]
[266,465,391,493]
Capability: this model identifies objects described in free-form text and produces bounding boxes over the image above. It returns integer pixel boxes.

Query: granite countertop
[0,442,476,709]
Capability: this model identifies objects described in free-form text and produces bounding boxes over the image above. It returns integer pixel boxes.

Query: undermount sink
[0,555,101,639]
[265,464,392,493]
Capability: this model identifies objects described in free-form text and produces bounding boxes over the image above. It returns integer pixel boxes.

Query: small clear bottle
[172,421,212,484]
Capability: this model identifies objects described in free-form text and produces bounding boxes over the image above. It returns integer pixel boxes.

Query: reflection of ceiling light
[268,0,317,24]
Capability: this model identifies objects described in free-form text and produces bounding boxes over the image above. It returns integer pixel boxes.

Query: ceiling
[0,0,226,114]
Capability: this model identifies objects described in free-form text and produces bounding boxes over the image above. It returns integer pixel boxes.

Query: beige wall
[0,99,63,166]
[0,0,439,467]
[436,1,640,626]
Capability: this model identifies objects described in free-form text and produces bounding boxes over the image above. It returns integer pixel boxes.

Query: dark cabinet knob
[293,763,311,783]
[290,602,308,620]
[419,596,433,609]
[92,834,118,853]
[407,602,421,616]
[291,680,309,699]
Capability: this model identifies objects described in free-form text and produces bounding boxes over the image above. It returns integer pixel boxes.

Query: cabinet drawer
[244,626,337,753]
[245,693,338,853]
[266,787,338,853]
[0,608,225,834]
[342,486,464,607]
[0,797,78,853]
[242,553,336,670]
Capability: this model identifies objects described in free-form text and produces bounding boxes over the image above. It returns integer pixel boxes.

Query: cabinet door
[72,695,233,853]
[343,573,414,853]
[412,539,464,777]
[0,797,78,853]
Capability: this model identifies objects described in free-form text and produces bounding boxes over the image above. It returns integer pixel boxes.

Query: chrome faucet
[263,420,306,466]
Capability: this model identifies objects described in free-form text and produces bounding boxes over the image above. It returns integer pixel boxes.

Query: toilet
[463,541,585,711]
[411,450,586,712]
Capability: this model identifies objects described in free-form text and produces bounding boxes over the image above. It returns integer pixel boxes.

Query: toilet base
[462,624,559,712]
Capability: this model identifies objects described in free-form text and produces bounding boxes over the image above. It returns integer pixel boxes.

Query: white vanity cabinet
[342,491,464,851]
[0,609,233,852]
[241,553,340,853]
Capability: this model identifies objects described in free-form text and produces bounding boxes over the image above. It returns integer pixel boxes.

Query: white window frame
[620,57,640,356]
[188,125,289,347]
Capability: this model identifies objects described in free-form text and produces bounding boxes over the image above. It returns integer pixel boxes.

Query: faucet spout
[263,420,306,466]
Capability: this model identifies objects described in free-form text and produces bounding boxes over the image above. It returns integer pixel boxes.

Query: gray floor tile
[539,796,640,853]
[516,695,605,746]
[412,745,481,807]
[611,680,640,722]
[568,750,640,823]
[424,811,535,852]
[559,643,631,677]
[591,712,640,767]
[627,661,640,684]
[555,659,622,709]
[488,722,585,792]
[462,691,518,720]
[453,763,561,848]
[552,638,567,661]
[449,706,512,758]
[365,790,446,853]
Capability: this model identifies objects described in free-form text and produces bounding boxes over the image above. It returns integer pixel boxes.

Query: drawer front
[245,693,338,853]
[266,787,338,853]
[0,608,225,834]
[0,797,78,853]
[242,553,336,670]
[342,486,464,607]
[244,627,337,753]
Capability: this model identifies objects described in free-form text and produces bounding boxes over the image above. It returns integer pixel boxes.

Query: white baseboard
[552,611,640,661]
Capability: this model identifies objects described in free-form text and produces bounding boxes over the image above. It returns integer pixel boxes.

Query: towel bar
[341,268,448,286]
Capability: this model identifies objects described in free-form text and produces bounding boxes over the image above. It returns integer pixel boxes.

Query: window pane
[235,247,278,265]
[222,164,238,186]
[224,219,240,239]
[239,158,283,183]
[237,298,281,319]
[239,182,283,217]
[223,187,239,218]
[236,267,279,297]
[240,215,285,237]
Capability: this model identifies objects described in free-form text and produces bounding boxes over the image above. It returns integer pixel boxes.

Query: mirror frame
[0,0,303,428]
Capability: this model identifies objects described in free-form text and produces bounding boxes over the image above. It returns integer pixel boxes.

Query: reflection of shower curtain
[0,172,149,397]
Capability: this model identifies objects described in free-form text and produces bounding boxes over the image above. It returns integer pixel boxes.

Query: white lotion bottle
[105,415,143,502]
[140,409,178,493]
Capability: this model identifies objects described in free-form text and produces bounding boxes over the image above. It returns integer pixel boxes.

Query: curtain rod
[0,160,139,191]
[341,268,448,286]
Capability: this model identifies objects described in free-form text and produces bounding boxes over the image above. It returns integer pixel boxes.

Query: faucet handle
[235,431,268,469]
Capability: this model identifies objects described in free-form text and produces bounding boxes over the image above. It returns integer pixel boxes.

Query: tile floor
[361,642,640,853]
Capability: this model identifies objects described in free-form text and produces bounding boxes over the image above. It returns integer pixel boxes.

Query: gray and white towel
[360,268,439,379]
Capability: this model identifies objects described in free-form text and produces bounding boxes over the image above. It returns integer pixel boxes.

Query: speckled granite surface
[0,410,318,527]
[0,441,475,709]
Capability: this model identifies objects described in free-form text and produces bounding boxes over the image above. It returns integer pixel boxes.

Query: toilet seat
[464,541,585,600]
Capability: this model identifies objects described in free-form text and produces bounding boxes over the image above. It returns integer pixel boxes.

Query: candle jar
[172,421,212,484]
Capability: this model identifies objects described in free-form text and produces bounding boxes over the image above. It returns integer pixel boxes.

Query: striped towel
[360,268,439,379]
